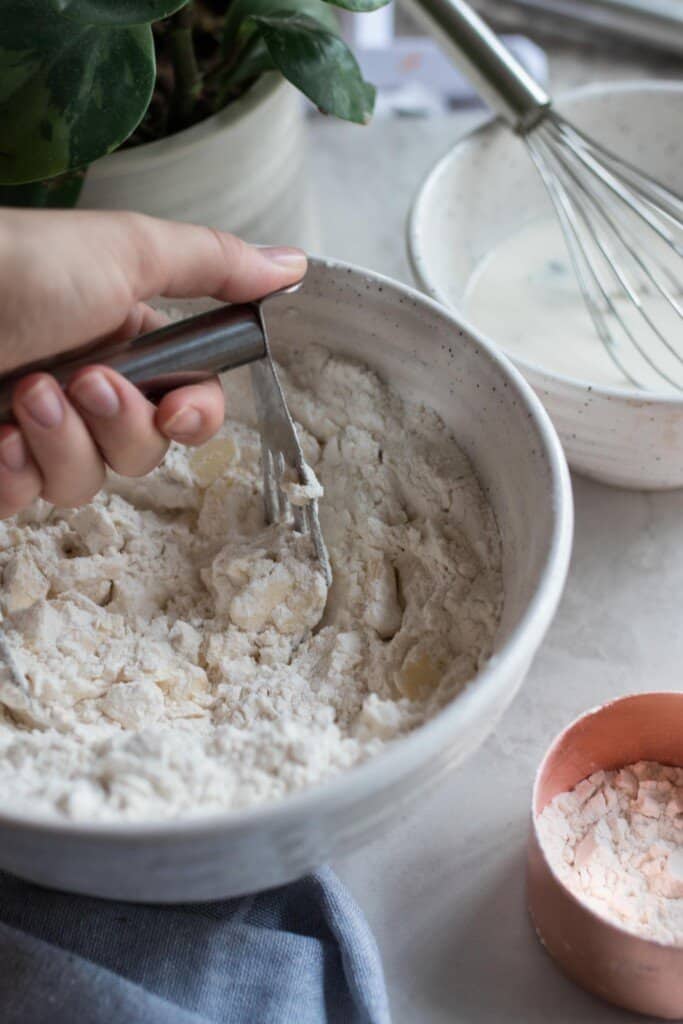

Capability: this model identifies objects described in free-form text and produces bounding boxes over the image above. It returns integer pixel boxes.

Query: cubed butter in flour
[66,505,121,554]
[190,436,240,487]
[203,535,327,636]
[102,680,165,729]
[364,554,402,640]
[8,599,62,644]
[395,646,442,700]
[2,550,49,613]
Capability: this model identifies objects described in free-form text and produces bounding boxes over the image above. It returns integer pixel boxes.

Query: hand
[0,209,306,518]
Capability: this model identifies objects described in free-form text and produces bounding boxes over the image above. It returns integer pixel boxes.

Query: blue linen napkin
[0,866,391,1023]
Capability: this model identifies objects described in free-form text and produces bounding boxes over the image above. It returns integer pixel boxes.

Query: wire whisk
[407,0,683,391]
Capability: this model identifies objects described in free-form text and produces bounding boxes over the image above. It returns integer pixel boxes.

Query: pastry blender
[0,285,331,699]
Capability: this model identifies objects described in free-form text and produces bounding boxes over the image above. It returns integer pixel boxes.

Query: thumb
[117,215,308,303]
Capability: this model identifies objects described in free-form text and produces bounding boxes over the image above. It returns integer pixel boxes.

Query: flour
[537,761,683,945]
[0,346,502,821]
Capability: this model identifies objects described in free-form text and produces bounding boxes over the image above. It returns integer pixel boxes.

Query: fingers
[12,375,105,509]
[0,369,224,517]
[0,429,42,519]
[0,208,306,372]
[0,208,290,516]
[67,366,169,477]
[156,378,225,446]
[118,215,308,304]
[0,324,225,516]
[68,369,224,468]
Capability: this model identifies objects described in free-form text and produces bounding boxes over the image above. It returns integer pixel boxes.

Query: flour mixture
[538,761,683,945]
[0,347,502,821]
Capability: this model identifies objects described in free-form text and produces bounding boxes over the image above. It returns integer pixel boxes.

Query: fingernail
[259,246,307,271]
[163,406,202,438]
[70,371,120,418]
[0,432,27,472]
[20,379,64,429]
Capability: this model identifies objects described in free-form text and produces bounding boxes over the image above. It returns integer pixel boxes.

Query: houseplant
[0,0,385,241]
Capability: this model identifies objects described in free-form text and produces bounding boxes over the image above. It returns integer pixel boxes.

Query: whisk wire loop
[547,117,683,256]
[526,130,649,388]
[536,123,683,372]
[552,117,683,230]
[525,113,683,391]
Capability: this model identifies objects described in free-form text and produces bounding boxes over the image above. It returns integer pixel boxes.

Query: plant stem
[212,32,263,110]
[169,3,202,129]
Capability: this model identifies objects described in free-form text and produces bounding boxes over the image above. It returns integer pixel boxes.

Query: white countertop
[309,46,683,1024]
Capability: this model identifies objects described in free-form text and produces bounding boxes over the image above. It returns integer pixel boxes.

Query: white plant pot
[79,73,318,251]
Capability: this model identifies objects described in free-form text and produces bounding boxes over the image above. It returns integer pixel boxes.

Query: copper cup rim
[531,690,683,954]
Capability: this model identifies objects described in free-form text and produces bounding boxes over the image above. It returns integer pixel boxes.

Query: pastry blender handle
[0,284,301,423]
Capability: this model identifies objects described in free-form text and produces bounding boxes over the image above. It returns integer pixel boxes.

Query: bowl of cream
[408,80,683,490]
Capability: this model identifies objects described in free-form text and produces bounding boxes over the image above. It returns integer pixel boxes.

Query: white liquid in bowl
[464,219,682,392]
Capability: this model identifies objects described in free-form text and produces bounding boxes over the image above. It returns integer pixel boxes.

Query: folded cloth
[0,866,391,1024]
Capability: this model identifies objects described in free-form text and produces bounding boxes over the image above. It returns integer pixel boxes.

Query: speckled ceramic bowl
[409,80,683,490]
[0,259,572,902]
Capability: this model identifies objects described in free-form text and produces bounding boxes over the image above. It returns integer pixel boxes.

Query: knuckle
[117,211,154,242]
[117,212,162,300]
[208,227,247,278]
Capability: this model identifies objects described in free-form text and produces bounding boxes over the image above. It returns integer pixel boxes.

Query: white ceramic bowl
[0,259,572,902]
[408,80,683,490]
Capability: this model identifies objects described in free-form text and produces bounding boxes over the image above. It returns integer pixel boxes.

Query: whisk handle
[403,0,550,132]
[0,303,266,423]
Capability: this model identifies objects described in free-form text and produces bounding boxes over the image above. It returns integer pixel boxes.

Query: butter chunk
[102,680,165,729]
[190,436,240,487]
[395,646,442,700]
[2,550,49,613]
[66,504,121,554]
[364,554,402,640]
[203,532,327,637]
[9,600,62,644]
[280,464,324,508]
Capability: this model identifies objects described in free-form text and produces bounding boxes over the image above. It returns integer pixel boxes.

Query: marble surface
[310,45,683,1024]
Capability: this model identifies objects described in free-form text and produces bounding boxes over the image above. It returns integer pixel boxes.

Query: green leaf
[320,0,390,12]
[249,13,375,123]
[219,0,340,112]
[0,1,156,184]
[222,0,338,56]
[0,169,86,208]
[214,36,275,105]
[49,0,189,26]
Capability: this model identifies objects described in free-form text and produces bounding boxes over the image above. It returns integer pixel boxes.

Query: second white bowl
[409,80,683,490]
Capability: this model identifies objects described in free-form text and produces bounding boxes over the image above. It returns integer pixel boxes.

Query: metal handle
[401,0,550,131]
[0,302,267,423]
[481,0,683,58]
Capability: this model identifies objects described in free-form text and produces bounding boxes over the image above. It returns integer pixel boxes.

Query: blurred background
[309,0,682,278]
[338,0,681,117]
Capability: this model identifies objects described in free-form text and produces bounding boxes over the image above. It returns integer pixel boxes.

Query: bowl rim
[407,78,683,406]
[0,257,573,841]
[530,690,683,952]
